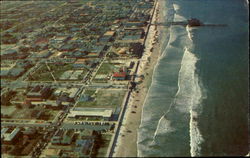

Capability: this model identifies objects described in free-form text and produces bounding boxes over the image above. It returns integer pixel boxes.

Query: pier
[150,21,227,27]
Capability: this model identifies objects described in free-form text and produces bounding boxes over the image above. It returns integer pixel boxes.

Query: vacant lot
[76,89,126,109]
[28,63,87,81]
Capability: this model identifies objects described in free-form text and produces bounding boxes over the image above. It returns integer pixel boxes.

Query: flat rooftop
[68,107,113,118]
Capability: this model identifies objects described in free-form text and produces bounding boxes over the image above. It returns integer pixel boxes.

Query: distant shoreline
[112,0,165,156]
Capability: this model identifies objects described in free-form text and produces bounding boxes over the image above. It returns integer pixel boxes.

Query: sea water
[137,0,249,156]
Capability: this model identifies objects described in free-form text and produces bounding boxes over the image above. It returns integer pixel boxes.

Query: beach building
[112,72,127,80]
[112,67,128,80]
[68,108,113,121]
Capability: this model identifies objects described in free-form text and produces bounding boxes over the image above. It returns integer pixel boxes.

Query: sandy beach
[113,0,164,157]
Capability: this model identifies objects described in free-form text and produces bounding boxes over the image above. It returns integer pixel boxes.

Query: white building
[68,108,113,121]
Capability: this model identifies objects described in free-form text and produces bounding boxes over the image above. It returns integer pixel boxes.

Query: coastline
[113,0,165,157]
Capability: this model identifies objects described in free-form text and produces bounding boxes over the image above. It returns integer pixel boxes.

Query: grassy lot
[96,63,118,75]
[76,89,126,109]
[1,105,16,116]
[28,63,87,81]
[93,62,118,83]
[10,91,26,102]
[84,89,96,96]
[7,106,60,121]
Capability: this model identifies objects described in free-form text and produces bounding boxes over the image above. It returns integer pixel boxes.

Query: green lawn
[76,89,126,109]
[84,89,96,96]
[28,63,80,81]
[96,63,117,75]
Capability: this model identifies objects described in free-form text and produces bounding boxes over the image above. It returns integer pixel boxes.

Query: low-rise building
[68,108,113,121]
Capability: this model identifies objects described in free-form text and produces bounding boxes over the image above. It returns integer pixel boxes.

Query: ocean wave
[186,25,194,41]
[151,43,205,157]
[138,0,205,156]
[173,3,180,11]
[182,48,204,157]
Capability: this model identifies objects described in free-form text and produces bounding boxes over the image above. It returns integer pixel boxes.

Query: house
[112,71,127,80]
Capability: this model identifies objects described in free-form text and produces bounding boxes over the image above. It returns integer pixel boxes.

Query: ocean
[137,0,249,156]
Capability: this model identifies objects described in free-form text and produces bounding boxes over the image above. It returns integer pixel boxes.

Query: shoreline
[113,0,165,157]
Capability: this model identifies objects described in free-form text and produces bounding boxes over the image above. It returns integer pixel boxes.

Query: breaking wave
[138,0,206,157]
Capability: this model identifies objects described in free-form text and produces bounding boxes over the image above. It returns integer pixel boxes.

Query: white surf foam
[182,48,204,157]
[186,25,194,42]
[152,44,183,141]
[173,3,180,11]
[138,0,206,156]
[151,45,204,157]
